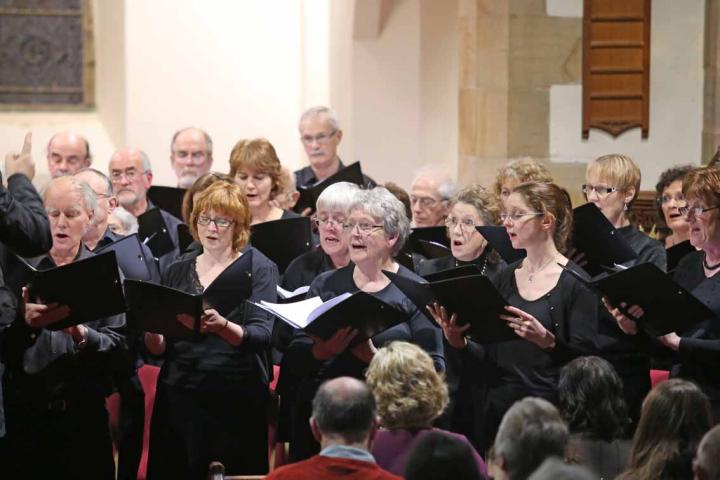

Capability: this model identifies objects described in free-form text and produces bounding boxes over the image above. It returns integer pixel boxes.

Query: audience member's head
[181,172,234,224]
[170,127,214,188]
[492,397,569,480]
[310,377,379,450]
[404,430,482,480]
[299,106,343,176]
[384,182,412,221]
[409,165,457,227]
[527,457,595,480]
[273,166,300,210]
[108,206,138,235]
[493,158,553,202]
[366,341,448,430]
[694,425,720,480]
[108,147,153,214]
[558,356,628,441]
[621,379,712,480]
[46,132,91,178]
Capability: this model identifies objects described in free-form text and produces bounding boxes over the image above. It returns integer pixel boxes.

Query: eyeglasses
[197,216,234,229]
[410,196,443,209]
[445,217,478,231]
[678,205,719,218]
[312,216,345,228]
[301,131,337,145]
[110,169,145,182]
[658,193,685,205]
[342,221,384,233]
[500,212,543,222]
[582,184,618,198]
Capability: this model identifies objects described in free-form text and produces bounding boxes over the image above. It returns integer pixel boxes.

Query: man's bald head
[311,377,377,444]
[47,132,91,178]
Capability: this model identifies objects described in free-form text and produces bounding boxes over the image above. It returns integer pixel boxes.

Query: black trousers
[116,371,146,480]
[147,382,269,480]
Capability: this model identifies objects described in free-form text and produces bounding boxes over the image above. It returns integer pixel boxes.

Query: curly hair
[510,182,573,253]
[654,165,693,221]
[493,158,553,198]
[558,356,628,441]
[365,341,448,430]
[451,183,501,226]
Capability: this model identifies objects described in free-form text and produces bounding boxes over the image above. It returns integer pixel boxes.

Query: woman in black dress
[145,181,278,479]
[286,186,444,460]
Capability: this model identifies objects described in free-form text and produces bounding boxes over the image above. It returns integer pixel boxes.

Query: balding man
[267,377,400,480]
[694,425,720,480]
[296,107,375,189]
[409,166,457,227]
[109,147,183,273]
[46,132,91,178]
[169,127,214,188]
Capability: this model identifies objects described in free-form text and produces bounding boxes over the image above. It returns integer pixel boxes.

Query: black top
[157,245,278,391]
[281,247,336,292]
[463,260,598,399]
[617,225,667,270]
[281,209,301,220]
[294,158,376,190]
[286,264,445,402]
[415,249,505,282]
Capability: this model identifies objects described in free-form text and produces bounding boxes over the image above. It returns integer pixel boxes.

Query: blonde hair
[365,341,448,429]
[494,158,553,197]
[586,154,641,206]
[189,181,251,252]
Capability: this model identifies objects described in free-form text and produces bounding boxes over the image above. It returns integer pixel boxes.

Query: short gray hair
[493,397,569,480]
[110,206,139,235]
[75,167,113,195]
[350,186,410,256]
[138,149,153,174]
[527,458,594,480]
[44,176,97,215]
[695,425,720,480]
[316,182,361,215]
[170,127,213,155]
[411,165,458,200]
[299,106,340,132]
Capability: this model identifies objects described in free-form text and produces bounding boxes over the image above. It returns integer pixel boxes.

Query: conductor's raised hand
[5,132,35,180]
[427,301,468,349]
[22,286,71,329]
[500,305,555,349]
[311,326,357,360]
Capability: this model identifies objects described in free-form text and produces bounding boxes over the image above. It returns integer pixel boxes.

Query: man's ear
[310,417,322,444]
[108,196,118,210]
[335,129,343,144]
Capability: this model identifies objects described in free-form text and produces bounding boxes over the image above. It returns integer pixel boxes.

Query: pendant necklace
[525,254,556,283]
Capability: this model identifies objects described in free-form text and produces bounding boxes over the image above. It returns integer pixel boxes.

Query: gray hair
[138,149,152,174]
[350,186,411,256]
[110,206,139,235]
[494,397,569,480]
[316,182,361,215]
[312,377,376,444]
[170,127,213,155]
[299,106,340,132]
[527,458,594,480]
[43,176,97,216]
[695,425,720,480]
[411,165,458,200]
[75,167,113,195]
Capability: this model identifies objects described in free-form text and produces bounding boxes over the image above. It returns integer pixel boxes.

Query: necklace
[524,254,557,283]
[703,253,720,270]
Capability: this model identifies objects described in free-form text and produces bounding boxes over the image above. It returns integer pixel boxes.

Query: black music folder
[148,185,186,221]
[255,291,408,344]
[571,203,638,275]
[421,264,484,282]
[666,240,695,272]
[250,217,312,274]
[416,240,451,259]
[138,207,175,258]
[177,223,196,254]
[385,271,514,343]
[293,161,366,213]
[409,226,451,249]
[19,252,125,330]
[95,233,158,281]
[476,226,526,264]
[562,262,714,336]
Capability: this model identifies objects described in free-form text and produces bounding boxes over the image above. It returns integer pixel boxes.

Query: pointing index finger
[21,132,32,156]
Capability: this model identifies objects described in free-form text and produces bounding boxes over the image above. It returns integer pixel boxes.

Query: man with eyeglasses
[46,131,92,178]
[409,166,457,228]
[169,127,214,189]
[108,147,183,273]
[295,106,375,191]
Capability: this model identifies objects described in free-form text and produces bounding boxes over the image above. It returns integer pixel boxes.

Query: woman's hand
[427,302,469,349]
[351,338,377,364]
[63,325,87,344]
[200,309,229,334]
[500,305,555,349]
[144,332,166,355]
[311,326,357,360]
[22,286,70,329]
[176,313,197,332]
[602,298,643,335]
[658,332,681,351]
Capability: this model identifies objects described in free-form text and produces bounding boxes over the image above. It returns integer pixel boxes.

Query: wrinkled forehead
[300,114,333,134]
[173,131,208,152]
[45,186,87,212]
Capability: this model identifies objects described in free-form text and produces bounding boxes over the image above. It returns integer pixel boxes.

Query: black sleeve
[550,279,599,363]
[404,298,445,372]
[0,173,52,256]
[240,257,279,350]
[284,273,329,377]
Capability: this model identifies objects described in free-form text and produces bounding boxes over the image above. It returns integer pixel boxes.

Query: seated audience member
[273,166,301,211]
[229,138,300,225]
[384,182,412,221]
[558,356,630,478]
[2,176,125,479]
[107,206,138,235]
[295,106,375,190]
[527,458,594,480]
[366,341,486,478]
[46,131,92,178]
[169,127,214,188]
[618,379,713,480]
[266,377,401,480]
[694,425,720,480]
[655,165,693,248]
[409,165,457,227]
[404,430,483,480]
[493,158,553,204]
[491,397,569,480]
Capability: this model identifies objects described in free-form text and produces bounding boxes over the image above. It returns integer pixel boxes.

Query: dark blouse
[617,225,667,270]
[286,264,445,402]
[157,245,278,390]
[463,260,598,399]
[281,247,336,292]
[415,248,505,281]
